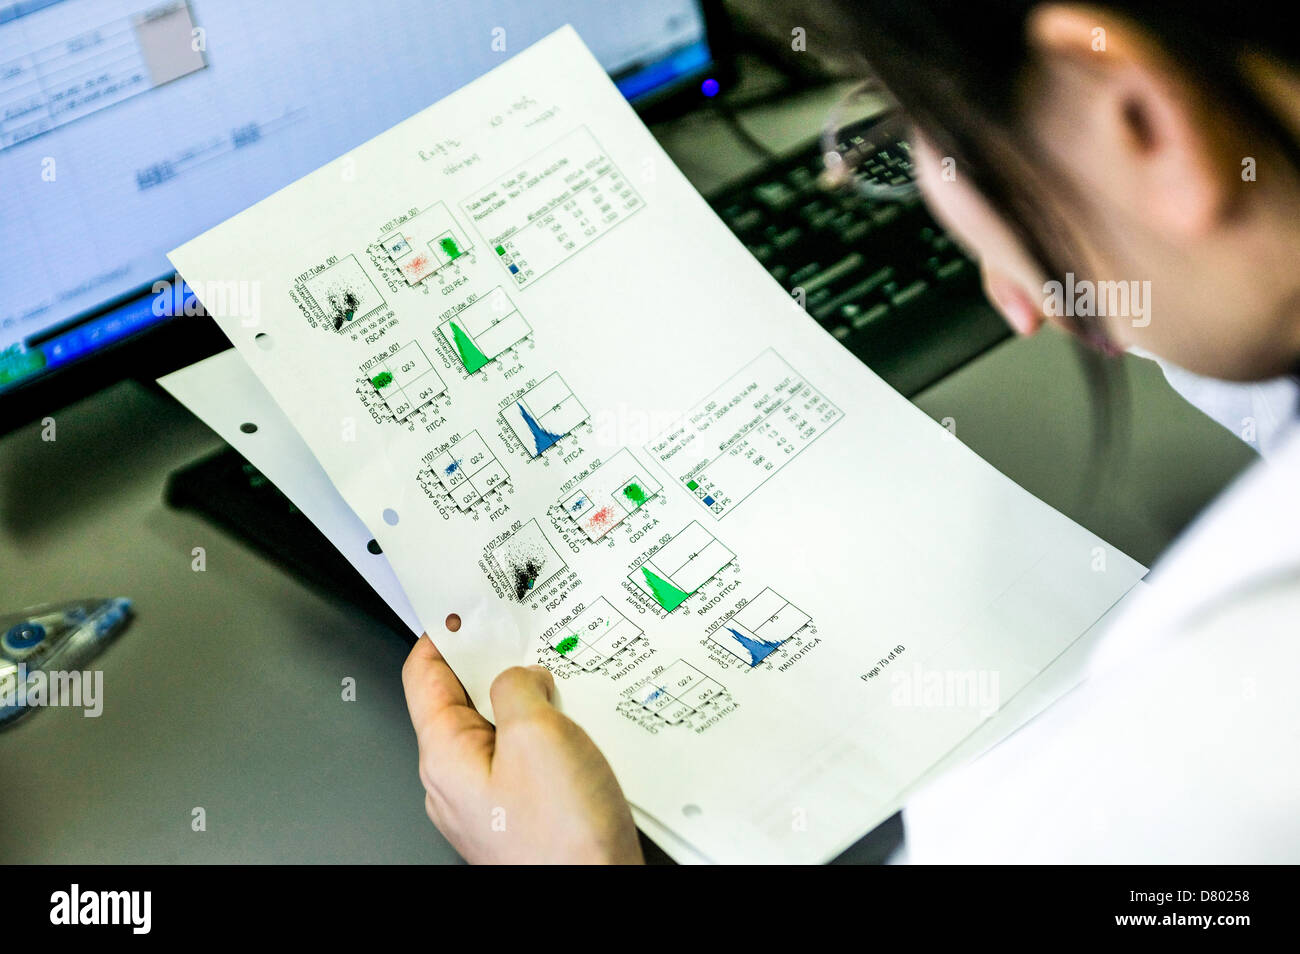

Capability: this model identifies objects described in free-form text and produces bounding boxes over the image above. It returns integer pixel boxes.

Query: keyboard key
[850,301,891,329]
[726,208,764,232]
[811,265,894,322]
[753,180,797,209]
[800,253,864,294]
[890,278,930,308]
[789,261,824,287]
[786,165,817,193]
[799,200,837,229]
[933,258,967,281]
[771,226,803,249]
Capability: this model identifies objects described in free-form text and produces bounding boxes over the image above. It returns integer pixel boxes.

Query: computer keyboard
[707,139,1009,396]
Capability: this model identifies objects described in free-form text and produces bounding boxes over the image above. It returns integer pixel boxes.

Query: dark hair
[798,1,1300,497]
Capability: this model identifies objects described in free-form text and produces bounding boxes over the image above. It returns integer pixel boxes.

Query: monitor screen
[0,0,715,392]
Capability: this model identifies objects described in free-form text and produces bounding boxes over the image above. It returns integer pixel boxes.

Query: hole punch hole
[444,613,461,633]
[366,539,382,554]
[682,804,702,818]
[382,508,399,526]
[239,422,258,434]
[254,332,273,350]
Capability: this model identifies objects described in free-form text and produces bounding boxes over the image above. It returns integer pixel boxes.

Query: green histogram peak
[641,566,691,612]
[450,320,489,373]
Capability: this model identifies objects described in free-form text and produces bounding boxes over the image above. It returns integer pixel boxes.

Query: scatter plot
[299,254,386,332]
[378,202,473,285]
[419,430,510,511]
[491,519,566,602]
[561,448,662,541]
[625,660,729,727]
[547,597,644,671]
[367,341,447,421]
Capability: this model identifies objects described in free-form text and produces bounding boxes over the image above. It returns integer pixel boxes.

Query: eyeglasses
[819,81,920,202]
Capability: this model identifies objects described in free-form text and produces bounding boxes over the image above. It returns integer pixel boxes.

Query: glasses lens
[821,87,919,201]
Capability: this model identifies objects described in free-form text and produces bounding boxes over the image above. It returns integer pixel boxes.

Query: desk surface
[0,79,1256,864]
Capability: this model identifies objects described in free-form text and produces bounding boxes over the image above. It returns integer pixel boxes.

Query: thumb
[489,664,556,725]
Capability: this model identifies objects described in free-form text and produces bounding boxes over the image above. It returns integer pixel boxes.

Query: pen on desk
[0,597,133,726]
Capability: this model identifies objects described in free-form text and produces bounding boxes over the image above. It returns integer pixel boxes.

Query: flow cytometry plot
[437,287,531,374]
[710,588,812,666]
[550,597,644,671]
[501,373,589,458]
[301,255,386,332]
[378,202,473,285]
[561,448,662,541]
[629,521,736,613]
[491,519,567,601]
[636,660,727,725]
[425,431,510,511]
[368,341,447,421]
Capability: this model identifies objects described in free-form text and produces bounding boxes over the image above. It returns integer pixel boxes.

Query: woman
[402,1,1300,863]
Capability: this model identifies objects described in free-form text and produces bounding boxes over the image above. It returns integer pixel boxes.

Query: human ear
[1026,4,1233,239]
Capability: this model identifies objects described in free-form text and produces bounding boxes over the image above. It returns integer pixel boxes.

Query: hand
[401,633,644,864]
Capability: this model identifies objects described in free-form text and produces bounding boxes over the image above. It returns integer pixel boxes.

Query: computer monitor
[0,0,731,429]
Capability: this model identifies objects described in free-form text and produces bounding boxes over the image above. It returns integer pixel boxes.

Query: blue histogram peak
[518,401,563,455]
[727,627,783,666]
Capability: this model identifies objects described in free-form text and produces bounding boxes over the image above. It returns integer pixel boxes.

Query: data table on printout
[462,126,644,289]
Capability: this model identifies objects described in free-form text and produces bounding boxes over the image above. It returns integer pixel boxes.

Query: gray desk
[0,78,1256,864]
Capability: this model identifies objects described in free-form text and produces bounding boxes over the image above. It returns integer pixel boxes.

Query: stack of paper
[160,26,1144,863]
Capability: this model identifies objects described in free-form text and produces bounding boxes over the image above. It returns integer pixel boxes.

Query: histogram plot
[491,519,567,602]
[549,598,644,671]
[629,521,736,613]
[424,431,510,511]
[501,373,589,457]
[368,341,447,421]
[561,448,662,541]
[301,255,386,332]
[378,201,473,285]
[636,660,726,725]
[710,588,811,666]
[437,287,531,373]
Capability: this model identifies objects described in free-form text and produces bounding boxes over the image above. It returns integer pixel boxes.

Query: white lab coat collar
[1132,348,1300,458]
[1086,419,1300,677]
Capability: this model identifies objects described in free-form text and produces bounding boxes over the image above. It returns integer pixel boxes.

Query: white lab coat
[1140,350,1299,459]
[896,367,1300,862]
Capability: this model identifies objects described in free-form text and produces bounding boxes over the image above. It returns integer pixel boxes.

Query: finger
[402,635,494,771]
[402,634,471,725]
[489,665,556,726]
